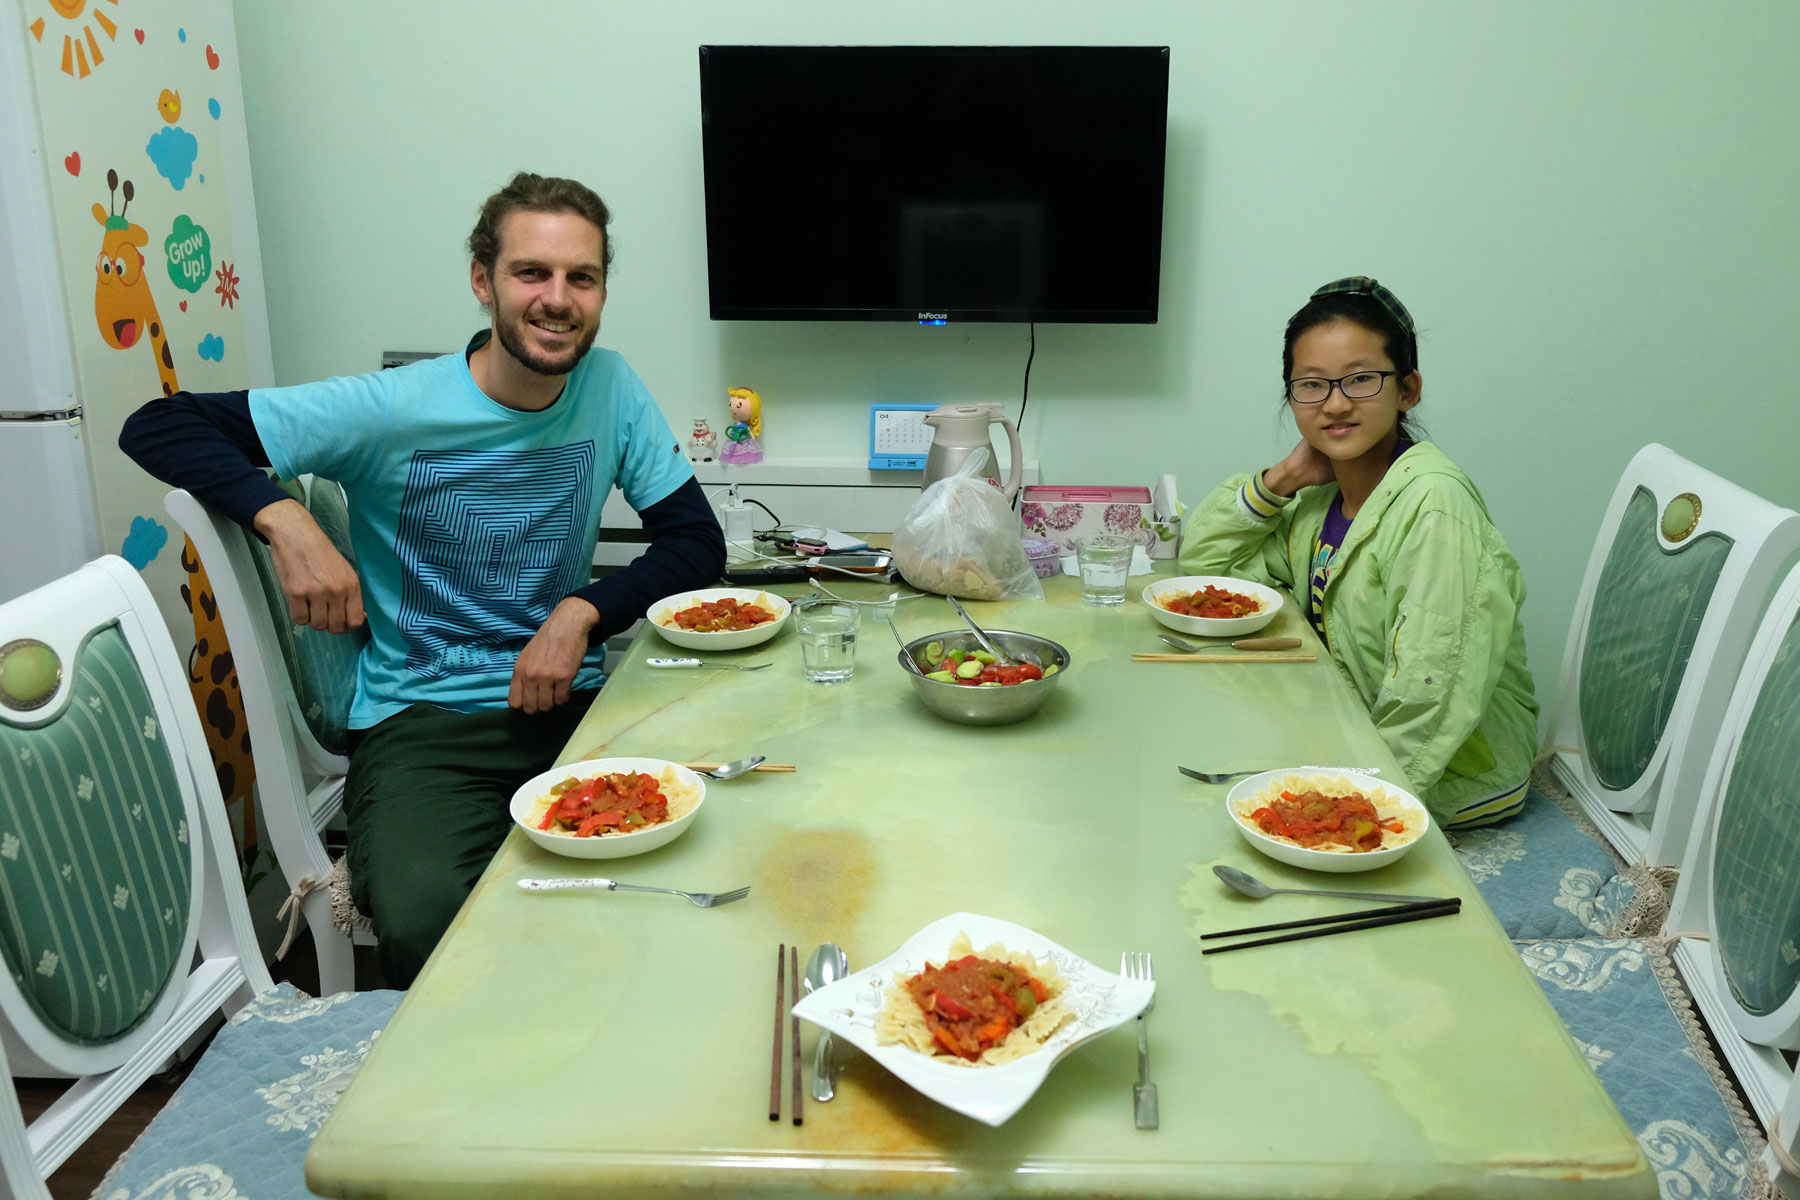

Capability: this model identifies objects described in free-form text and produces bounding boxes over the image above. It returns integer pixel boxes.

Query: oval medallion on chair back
[1577,487,1733,790]
[0,624,195,1044]
[1710,611,1800,1018]
[242,478,368,756]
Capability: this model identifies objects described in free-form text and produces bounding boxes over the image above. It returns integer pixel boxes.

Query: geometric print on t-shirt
[394,443,596,679]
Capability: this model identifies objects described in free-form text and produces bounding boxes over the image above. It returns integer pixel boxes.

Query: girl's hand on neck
[1262,439,1338,498]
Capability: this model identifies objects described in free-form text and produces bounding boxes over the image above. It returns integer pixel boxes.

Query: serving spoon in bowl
[1213,863,1427,905]
[887,619,926,676]
[946,595,1037,668]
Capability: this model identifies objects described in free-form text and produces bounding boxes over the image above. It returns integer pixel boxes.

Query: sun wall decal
[28,0,122,79]
[214,261,238,309]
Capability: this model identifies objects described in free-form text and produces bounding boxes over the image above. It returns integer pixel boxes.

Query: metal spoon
[690,755,766,781]
[946,595,1034,667]
[1160,633,1304,654]
[886,619,925,675]
[803,942,850,1100]
[1213,864,1426,906]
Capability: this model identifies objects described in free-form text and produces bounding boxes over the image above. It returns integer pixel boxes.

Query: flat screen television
[698,45,1170,324]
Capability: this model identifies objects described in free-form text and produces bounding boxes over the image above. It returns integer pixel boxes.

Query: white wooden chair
[1544,443,1800,869]
[1663,559,1800,1196]
[165,483,373,994]
[0,556,398,1200]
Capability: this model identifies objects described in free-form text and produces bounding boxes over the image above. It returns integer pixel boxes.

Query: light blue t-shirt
[250,341,691,728]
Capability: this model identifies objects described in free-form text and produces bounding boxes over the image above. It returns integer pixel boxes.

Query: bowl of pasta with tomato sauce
[509,757,706,860]
[788,912,1154,1126]
[1225,768,1429,873]
[647,588,791,651]
[1141,575,1282,638]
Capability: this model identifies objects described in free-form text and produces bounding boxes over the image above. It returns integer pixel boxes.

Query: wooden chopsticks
[770,944,785,1121]
[789,949,803,1125]
[1132,652,1316,663]
[1200,898,1461,954]
[683,761,797,773]
[771,944,804,1125]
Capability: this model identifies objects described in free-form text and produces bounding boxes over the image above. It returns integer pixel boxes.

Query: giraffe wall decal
[91,170,176,394]
[92,169,259,842]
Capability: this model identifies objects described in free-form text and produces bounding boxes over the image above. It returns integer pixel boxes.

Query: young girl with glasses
[1180,277,1538,828]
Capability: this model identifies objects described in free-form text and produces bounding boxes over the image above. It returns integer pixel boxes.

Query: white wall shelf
[596,456,1039,567]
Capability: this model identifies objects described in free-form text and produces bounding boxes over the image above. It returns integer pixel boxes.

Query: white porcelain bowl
[646,588,791,651]
[789,912,1154,1126]
[510,758,706,860]
[1225,768,1429,873]
[1142,575,1282,638]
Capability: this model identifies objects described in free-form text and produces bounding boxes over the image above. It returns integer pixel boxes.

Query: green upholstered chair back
[1709,610,1800,1019]
[239,477,366,756]
[0,625,196,1046]
[1575,486,1732,791]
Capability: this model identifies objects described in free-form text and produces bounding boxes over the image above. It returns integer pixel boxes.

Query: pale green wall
[232,0,1800,720]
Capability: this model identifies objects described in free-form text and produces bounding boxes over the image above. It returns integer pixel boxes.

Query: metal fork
[1121,951,1159,1130]
[517,878,751,907]
[646,657,773,672]
[1177,764,1384,785]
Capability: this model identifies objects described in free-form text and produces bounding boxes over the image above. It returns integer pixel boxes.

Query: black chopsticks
[1201,897,1461,954]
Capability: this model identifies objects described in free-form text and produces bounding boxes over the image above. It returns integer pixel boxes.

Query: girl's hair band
[1310,276,1414,336]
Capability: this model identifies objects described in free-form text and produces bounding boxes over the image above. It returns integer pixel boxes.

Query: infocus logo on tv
[917,312,948,323]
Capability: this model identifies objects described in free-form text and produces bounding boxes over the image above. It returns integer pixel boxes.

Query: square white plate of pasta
[789,912,1154,1126]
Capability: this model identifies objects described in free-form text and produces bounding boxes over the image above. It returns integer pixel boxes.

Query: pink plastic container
[1021,535,1062,579]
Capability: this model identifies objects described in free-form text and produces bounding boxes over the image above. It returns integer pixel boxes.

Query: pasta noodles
[1233,773,1424,854]
[876,932,1074,1067]
[530,765,701,838]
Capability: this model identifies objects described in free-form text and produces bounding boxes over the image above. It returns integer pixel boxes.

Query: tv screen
[698,45,1170,324]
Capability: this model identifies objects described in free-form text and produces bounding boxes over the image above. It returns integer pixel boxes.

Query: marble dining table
[305,565,1656,1199]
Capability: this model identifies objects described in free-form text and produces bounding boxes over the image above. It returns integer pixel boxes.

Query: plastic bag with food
[892,451,1045,602]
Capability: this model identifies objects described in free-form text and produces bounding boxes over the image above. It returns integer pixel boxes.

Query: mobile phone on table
[812,553,892,575]
[721,563,810,584]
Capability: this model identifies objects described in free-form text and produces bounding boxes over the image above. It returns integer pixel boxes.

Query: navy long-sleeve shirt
[120,377,724,650]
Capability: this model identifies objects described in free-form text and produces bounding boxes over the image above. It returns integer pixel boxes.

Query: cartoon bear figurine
[688,418,718,463]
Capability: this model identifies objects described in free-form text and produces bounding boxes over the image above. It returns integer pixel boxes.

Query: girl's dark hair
[1282,278,1423,440]
[468,172,614,279]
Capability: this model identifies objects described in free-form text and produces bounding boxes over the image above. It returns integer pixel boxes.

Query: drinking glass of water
[1078,534,1133,606]
[795,598,860,683]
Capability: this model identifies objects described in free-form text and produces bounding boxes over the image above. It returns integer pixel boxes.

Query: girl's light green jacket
[1180,441,1538,826]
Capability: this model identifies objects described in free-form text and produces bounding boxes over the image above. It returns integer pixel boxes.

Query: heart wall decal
[64,151,80,175]
[135,29,144,43]
[205,45,219,70]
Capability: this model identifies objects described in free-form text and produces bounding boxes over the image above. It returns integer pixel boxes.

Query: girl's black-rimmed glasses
[1286,370,1403,404]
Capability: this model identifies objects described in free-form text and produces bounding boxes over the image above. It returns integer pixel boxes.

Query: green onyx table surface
[307,570,1654,1199]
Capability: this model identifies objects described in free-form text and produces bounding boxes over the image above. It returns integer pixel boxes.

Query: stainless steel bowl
[897,629,1071,726]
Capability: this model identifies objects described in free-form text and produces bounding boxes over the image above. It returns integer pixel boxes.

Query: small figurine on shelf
[721,386,764,465]
[687,418,718,463]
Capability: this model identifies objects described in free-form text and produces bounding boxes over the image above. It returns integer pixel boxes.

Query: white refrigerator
[0,0,270,624]
[1,18,100,603]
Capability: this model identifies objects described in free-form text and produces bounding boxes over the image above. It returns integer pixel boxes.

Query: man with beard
[119,173,724,986]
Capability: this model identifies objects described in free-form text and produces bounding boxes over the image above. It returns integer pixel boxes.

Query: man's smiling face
[472,208,606,377]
